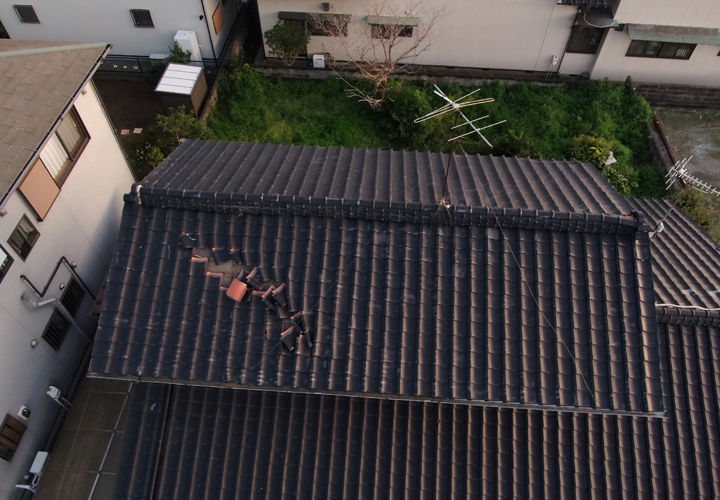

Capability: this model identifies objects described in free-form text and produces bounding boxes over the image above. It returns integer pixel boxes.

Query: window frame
[371,24,413,39]
[7,214,39,261]
[41,107,89,187]
[0,414,26,462]
[0,243,13,286]
[626,39,695,60]
[130,9,154,28]
[212,3,224,35]
[13,5,39,24]
[566,25,605,55]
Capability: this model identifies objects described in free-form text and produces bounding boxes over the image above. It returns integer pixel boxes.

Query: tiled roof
[627,197,720,310]
[90,141,663,416]
[143,141,631,215]
[0,40,109,204]
[115,310,720,499]
[558,0,612,7]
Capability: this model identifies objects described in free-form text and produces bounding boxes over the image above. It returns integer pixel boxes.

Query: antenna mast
[414,85,505,205]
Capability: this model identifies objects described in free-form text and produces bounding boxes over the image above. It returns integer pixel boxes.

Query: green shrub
[145,42,193,86]
[264,20,311,67]
[133,143,164,179]
[673,188,716,232]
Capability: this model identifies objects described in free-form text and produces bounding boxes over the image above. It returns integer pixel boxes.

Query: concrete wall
[591,29,720,86]
[259,0,578,72]
[614,0,720,27]
[0,81,134,496]
[0,0,239,59]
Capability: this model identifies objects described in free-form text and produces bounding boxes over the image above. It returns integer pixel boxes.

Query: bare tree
[311,0,445,108]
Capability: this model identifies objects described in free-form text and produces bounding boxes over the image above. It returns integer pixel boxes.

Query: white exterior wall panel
[0,0,239,59]
[0,82,133,495]
[591,29,720,86]
[614,0,720,28]
[260,0,577,72]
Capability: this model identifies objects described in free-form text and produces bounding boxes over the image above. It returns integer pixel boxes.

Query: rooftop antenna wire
[414,85,505,206]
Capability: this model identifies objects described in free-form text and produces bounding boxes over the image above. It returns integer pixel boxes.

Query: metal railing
[98,55,222,78]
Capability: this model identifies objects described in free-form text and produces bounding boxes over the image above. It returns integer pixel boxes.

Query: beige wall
[0,81,134,495]
[614,0,720,28]
[259,0,578,71]
[591,29,720,86]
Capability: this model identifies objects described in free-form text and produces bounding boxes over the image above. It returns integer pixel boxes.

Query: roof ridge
[130,187,643,234]
[656,305,720,326]
[0,42,109,58]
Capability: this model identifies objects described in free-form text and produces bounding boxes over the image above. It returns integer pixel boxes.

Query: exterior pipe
[20,256,97,301]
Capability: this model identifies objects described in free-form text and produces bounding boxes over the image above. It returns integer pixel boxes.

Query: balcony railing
[98,55,222,79]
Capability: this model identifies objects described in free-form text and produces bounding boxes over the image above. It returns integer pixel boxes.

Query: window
[38,107,89,187]
[567,26,604,54]
[0,414,26,462]
[277,12,350,37]
[130,9,154,28]
[212,3,224,35]
[13,5,39,24]
[309,14,349,37]
[0,18,10,38]
[626,40,695,59]
[0,244,13,285]
[42,309,71,351]
[372,24,413,39]
[61,278,86,317]
[8,215,39,260]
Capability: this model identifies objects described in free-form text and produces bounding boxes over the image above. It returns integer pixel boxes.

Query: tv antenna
[414,85,506,205]
[666,155,720,196]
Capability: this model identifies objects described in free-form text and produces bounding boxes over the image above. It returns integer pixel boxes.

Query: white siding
[591,29,720,86]
[614,0,720,28]
[259,0,578,72]
[0,0,239,59]
[0,82,134,495]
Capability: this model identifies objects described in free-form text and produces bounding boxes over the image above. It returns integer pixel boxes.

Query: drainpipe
[20,256,97,301]
[199,0,218,61]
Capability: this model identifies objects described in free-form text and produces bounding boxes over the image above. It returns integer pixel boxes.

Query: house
[257,0,720,88]
[83,139,720,498]
[0,0,242,62]
[0,40,135,495]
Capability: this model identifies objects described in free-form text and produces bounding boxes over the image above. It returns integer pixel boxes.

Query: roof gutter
[0,43,112,210]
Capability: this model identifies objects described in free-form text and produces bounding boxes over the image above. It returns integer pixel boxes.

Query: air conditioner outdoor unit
[312,54,325,69]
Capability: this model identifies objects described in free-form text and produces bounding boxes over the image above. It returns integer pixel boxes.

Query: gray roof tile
[90,140,663,416]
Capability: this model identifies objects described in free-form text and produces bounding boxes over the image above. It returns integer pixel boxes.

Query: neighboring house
[83,139,719,498]
[257,0,720,87]
[0,0,242,62]
[0,40,134,494]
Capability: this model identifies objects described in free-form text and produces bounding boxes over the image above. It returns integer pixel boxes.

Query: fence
[98,55,222,79]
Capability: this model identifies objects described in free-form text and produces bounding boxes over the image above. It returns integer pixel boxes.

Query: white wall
[614,0,720,27]
[591,29,720,86]
[0,81,134,496]
[259,0,578,71]
[0,0,239,60]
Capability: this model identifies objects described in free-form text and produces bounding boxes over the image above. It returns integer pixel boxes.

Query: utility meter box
[174,30,202,61]
[312,54,325,69]
[155,63,208,114]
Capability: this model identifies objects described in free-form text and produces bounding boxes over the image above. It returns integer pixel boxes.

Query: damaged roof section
[91,141,663,416]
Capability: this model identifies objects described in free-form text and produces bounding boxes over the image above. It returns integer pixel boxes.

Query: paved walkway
[33,378,131,500]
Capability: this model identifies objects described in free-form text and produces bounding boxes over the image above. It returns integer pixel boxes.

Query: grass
[207,64,665,198]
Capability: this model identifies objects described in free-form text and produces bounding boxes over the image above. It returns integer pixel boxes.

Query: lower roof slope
[90,199,662,415]
[114,313,720,500]
[627,197,720,310]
